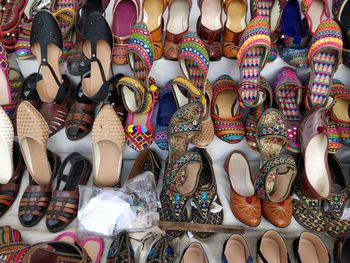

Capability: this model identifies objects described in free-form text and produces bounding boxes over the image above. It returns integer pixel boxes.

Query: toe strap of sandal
[254,154,296,201]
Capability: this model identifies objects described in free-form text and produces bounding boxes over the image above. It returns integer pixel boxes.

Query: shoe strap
[172,76,204,108]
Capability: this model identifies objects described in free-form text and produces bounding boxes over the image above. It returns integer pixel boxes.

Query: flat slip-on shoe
[226,150,261,227]
[17,101,52,186]
[80,236,104,263]
[0,106,14,184]
[298,105,331,199]
[334,234,350,263]
[223,234,253,263]
[107,232,134,263]
[262,196,293,228]
[146,237,175,262]
[0,43,12,106]
[293,232,330,263]
[180,242,209,263]
[301,0,330,34]
[92,105,125,187]
[257,230,290,263]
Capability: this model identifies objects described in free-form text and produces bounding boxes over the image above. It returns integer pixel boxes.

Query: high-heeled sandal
[30,10,71,103]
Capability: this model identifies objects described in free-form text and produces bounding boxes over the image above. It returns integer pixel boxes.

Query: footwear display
[2,2,350,262]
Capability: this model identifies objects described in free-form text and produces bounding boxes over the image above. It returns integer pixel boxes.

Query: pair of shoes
[107,233,174,263]
[55,232,104,263]
[226,150,294,228]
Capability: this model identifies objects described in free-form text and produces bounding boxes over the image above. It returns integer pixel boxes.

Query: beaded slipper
[211,75,245,144]
[237,16,271,108]
[274,67,302,153]
[307,19,343,108]
[254,108,297,203]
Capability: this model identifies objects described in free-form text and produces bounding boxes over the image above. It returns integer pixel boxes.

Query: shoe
[0,106,14,184]
[146,237,175,262]
[0,42,11,106]
[197,0,224,61]
[30,10,71,103]
[223,234,253,263]
[274,67,302,153]
[262,196,293,227]
[334,234,350,263]
[237,16,270,108]
[82,12,113,102]
[298,105,330,199]
[46,152,91,233]
[164,0,192,60]
[0,225,22,245]
[80,237,104,263]
[92,105,125,187]
[306,19,342,108]
[107,232,134,263]
[180,243,208,263]
[223,0,248,59]
[55,231,79,243]
[293,232,330,263]
[141,0,168,60]
[329,79,350,146]
[211,75,245,144]
[112,0,140,65]
[301,0,330,34]
[255,108,297,203]
[226,151,261,227]
[257,230,290,263]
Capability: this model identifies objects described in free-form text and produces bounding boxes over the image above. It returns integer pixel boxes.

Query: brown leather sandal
[46,152,91,233]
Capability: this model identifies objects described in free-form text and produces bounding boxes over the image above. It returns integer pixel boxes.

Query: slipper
[107,232,134,262]
[211,75,245,144]
[274,67,302,153]
[301,0,330,34]
[180,242,209,263]
[307,19,343,108]
[326,119,342,154]
[191,148,224,239]
[237,16,270,108]
[146,237,174,262]
[254,108,297,203]
[0,42,11,106]
[0,225,22,245]
[80,236,104,263]
[92,105,125,187]
[257,230,290,263]
[54,231,79,244]
[154,80,177,151]
[222,234,253,263]
[262,196,293,227]
[245,77,273,151]
[0,106,14,184]
[329,79,350,146]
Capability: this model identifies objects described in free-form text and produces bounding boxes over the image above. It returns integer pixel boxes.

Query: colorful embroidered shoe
[301,0,330,34]
[245,77,273,151]
[250,0,273,18]
[107,232,134,263]
[237,16,271,108]
[307,19,343,108]
[0,43,11,106]
[211,75,245,144]
[254,108,297,203]
[146,237,174,263]
[329,79,350,146]
[274,67,302,153]
[326,119,342,154]
[154,81,177,151]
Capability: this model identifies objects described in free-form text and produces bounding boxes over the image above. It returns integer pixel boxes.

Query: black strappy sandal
[30,10,71,103]
[81,12,114,102]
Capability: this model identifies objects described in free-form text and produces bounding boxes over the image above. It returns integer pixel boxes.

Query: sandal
[154,80,177,151]
[211,75,245,144]
[107,232,134,263]
[274,67,302,153]
[301,0,330,34]
[80,236,104,263]
[40,78,75,137]
[46,152,91,233]
[306,19,342,108]
[0,142,25,217]
[92,105,125,187]
[0,42,11,105]
[254,108,297,203]
[245,77,273,151]
[18,151,60,227]
[0,106,14,184]
[329,79,350,146]
[237,16,270,108]
[112,0,140,65]
[65,81,96,141]
[82,12,113,101]
[30,10,71,103]
[191,148,224,239]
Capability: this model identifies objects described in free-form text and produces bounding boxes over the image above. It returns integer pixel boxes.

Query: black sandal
[30,10,71,103]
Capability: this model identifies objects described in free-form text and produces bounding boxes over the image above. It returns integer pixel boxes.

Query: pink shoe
[54,232,79,244]
[80,236,104,263]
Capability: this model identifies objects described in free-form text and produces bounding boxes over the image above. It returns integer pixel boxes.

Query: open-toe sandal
[92,105,125,187]
[211,75,245,144]
[46,152,91,233]
[274,67,302,153]
[30,10,71,103]
[254,108,297,203]
[237,16,270,108]
[19,151,60,227]
[191,148,224,239]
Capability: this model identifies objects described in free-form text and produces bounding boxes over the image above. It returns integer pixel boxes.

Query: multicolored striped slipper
[211,75,245,144]
[15,16,33,59]
[237,16,271,108]
[178,32,209,96]
[274,67,302,153]
[326,119,342,154]
[0,226,22,245]
[0,43,11,106]
[307,19,343,108]
[329,79,350,146]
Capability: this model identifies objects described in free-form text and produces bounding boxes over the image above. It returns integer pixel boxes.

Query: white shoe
[0,106,14,184]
